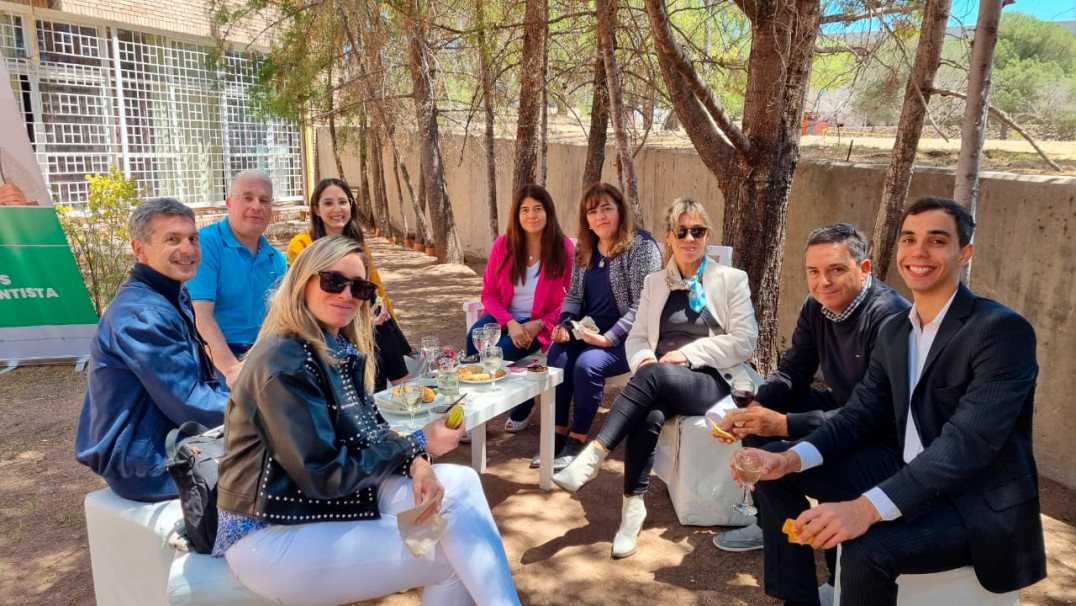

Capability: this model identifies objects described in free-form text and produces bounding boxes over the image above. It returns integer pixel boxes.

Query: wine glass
[470,331,485,357]
[401,380,424,431]
[732,449,764,516]
[482,345,504,391]
[731,377,755,408]
[420,336,440,376]
[483,323,501,349]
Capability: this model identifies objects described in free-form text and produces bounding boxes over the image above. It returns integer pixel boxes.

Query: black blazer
[805,283,1046,593]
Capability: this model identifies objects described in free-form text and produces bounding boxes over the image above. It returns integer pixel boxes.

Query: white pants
[224,464,521,606]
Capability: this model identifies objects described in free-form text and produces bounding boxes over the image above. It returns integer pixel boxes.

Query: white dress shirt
[791,288,959,521]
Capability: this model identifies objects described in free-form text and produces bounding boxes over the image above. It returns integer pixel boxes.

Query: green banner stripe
[0,207,70,246]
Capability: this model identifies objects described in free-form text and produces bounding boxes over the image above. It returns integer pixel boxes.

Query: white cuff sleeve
[790,442,823,471]
[863,487,903,522]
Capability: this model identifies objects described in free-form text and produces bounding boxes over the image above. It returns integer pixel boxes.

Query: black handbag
[165,422,225,554]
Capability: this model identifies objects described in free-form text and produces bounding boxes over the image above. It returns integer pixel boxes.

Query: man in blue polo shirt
[189,170,286,385]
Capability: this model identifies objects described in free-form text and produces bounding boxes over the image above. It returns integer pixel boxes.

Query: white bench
[84,488,273,606]
[833,544,1020,605]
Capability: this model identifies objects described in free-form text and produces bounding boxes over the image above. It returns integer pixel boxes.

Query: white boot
[552,441,607,492]
[611,495,647,559]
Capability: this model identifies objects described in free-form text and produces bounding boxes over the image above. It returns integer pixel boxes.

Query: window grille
[1,9,302,208]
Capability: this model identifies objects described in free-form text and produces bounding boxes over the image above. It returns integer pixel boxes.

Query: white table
[388,368,563,491]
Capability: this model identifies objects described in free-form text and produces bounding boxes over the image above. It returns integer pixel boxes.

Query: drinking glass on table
[470,331,486,357]
[482,345,504,391]
[420,336,440,375]
[482,323,501,349]
[401,380,424,431]
[732,449,764,516]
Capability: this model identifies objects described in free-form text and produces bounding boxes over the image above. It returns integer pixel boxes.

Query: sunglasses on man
[675,226,710,239]
[317,271,378,300]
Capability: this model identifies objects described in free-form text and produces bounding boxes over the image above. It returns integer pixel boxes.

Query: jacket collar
[130,263,183,306]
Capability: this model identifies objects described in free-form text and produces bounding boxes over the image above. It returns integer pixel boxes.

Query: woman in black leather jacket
[214,236,520,606]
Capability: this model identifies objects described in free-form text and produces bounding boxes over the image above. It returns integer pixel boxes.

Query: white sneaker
[712,522,764,552]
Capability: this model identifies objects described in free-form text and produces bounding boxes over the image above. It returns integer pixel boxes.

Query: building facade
[0,0,302,206]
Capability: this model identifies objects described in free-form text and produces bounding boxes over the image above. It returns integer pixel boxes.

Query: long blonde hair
[660,197,713,266]
[255,235,377,387]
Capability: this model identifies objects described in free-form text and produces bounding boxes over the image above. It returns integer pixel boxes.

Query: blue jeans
[546,336,629,436]
[466,313,541,421]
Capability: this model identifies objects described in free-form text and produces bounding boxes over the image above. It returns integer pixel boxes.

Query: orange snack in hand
[782,518,814,545]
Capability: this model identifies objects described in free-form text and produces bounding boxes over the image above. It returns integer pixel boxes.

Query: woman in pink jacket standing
[467,184,574,433]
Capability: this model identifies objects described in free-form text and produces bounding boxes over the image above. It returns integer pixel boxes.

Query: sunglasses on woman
[675,226,709,239]
[317,271,378,301]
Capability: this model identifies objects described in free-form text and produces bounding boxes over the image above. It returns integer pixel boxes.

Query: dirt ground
[1,236,1074,605]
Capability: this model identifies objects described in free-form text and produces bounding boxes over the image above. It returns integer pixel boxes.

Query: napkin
[703,394,737,430]
[569,316,599,340]
[396,503,448,558]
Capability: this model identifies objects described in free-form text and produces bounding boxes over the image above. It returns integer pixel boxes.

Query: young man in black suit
[743,197,1046,605]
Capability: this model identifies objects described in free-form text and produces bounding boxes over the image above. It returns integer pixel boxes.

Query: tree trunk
[596,0,641,225]
[477,0,499,241]
[511,0,547,190]
[392,139,434,244]
[326,64,347,181]
[356,118,374,230]
[645,0,819,373]
[369,132,391,236]
[405,3,464,263]
[582,52,609,189]
[391,143,409,237]
[954,0,1002,212]
[871,0,952,281]
[417,169,428,246]
[540,23,550,187]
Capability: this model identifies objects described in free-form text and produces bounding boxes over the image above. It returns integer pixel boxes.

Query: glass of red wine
[731,377,755,408]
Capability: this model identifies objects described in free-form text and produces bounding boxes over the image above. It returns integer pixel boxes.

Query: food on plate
[527,365,548,374]
[579,317,599,333]
[392,386,437,403]
[782,518,814,545]
[457,366,508,382]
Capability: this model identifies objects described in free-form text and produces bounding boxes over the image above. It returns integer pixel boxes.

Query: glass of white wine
[420,336,439,376]
[482,345,504,391]
[732,449,764,516]
[401,380,424,431]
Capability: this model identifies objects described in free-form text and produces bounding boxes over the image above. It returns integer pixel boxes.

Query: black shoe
[553,437,586,471]
[530,433,567,468]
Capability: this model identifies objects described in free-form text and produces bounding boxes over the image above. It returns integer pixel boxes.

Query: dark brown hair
[901,197,976,247]
[309,178,365,246]
[574,182,637,268]
[502,184,569,284]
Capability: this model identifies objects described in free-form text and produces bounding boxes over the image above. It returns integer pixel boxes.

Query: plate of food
[374,386,444,416]
[457,364,509,385]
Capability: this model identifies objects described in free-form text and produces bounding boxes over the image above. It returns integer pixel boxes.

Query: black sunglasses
[317,271,377,301]
[675,226,710,239]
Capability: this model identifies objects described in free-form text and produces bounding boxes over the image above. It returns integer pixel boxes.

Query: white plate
[457,365,509,385]
[374,389,445,417]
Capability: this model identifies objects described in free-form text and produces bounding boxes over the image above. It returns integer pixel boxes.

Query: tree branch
[930,88,1063,171]
[821,2,926,25]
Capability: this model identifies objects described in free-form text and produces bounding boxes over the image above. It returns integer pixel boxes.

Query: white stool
[84,488,273,606]
[833,544,1019,605]
[653,415,756,527]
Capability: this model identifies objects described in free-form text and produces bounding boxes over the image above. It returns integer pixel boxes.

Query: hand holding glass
[732,449,764,516]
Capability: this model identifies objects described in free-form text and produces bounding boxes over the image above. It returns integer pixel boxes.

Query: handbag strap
[699,307,725,336]
[165,421,212,459]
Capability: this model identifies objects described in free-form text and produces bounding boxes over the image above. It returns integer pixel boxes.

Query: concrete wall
[317,128,1076,489]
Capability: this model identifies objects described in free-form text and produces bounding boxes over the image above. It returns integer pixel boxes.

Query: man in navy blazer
[745,197,1046,605]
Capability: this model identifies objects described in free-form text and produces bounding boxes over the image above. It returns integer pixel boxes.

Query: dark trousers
[546,337,629,435]
[595,363,729,495]
[756,442,972,605]
[743,386,842,584]
[466,314,541,420]
[375,317,412,389]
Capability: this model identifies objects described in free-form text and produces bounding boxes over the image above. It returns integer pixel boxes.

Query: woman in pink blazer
[468,184,574,432]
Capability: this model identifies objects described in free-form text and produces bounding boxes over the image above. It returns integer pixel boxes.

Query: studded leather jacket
[216,334,425,524]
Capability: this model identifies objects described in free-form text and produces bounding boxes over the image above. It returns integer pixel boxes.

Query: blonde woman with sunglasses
[214,236,520,605]
[552,198,760,559]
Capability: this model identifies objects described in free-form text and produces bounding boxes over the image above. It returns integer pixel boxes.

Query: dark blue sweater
[755,277,910,438]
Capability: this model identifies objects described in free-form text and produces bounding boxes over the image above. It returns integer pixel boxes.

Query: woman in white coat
[552,197,760,559]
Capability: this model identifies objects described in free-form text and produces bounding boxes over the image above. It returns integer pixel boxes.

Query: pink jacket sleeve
[480,235,514,326]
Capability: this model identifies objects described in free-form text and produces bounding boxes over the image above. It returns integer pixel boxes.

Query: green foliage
[56,165,141,315]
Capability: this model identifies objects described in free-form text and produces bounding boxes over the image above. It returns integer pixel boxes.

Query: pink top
[481,234,574,352]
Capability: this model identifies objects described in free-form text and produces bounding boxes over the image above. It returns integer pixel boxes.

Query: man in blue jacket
[76,197,229,502]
